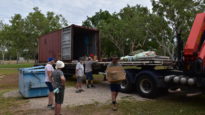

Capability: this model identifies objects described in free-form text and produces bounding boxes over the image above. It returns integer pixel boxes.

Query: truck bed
[63,56,174,67]
[98,56,174,66]
[36,56,174,76]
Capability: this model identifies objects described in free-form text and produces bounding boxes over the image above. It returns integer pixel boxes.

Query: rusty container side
[38,30,62,63]
[38,25,100,63]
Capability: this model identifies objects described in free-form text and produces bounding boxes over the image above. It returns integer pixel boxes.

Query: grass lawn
[0,63,34,69]
[0,89,27,115]
[0,64,30,115]
[1,64,205,115]
[65,95,205,115]
[0,63,34,75]
[0,69,18,75]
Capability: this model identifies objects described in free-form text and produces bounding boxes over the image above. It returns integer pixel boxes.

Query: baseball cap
[90,54,94,57]
[48,57,55,62]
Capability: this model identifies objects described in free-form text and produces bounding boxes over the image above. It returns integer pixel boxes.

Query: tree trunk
[2,52,4,64]
[1,51,5,64]
[130,42,135,54]
[16,52,20,64]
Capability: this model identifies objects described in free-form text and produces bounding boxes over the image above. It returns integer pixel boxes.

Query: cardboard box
[94,56,98,61]
[106,66,126,82]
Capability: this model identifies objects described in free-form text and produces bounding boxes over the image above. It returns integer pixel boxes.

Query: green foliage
[83,5,153,57]
[0,7,68,61]
[83,9,112,28]
[151,0,205,58]
[83,1,205,58]
[1,1,205,60]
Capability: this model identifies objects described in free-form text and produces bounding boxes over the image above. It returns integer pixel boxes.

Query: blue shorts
[110,83,121,92]
[45,82,54,92]
[85,72,93,80]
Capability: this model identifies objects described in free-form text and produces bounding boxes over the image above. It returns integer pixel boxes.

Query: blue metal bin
[19,66,49,98]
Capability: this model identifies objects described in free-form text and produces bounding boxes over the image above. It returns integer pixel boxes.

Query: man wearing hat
[52,60,66,115]
[45,57,55,109]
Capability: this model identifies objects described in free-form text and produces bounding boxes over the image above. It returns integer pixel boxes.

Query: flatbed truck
[38,13,205,98]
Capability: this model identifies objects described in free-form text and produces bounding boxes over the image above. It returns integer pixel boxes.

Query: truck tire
[120,79,133,93]
[136,74,159,98]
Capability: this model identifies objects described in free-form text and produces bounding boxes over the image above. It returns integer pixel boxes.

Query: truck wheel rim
[139,79,152,94]
[120,80,127,89]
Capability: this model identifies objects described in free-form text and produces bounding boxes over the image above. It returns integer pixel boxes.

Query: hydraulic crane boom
[184,13,205,74]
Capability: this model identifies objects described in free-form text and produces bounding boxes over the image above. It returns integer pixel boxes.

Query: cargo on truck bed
[98,56,174,66]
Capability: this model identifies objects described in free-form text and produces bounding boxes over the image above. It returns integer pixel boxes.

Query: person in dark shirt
[52,60,66,115]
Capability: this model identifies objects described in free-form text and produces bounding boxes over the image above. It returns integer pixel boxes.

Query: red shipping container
[38,25,100,63]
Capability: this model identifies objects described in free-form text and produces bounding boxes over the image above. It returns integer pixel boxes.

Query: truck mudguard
[125,69,138,84]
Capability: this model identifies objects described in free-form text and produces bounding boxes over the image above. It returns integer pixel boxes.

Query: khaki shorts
[77,76,84,83]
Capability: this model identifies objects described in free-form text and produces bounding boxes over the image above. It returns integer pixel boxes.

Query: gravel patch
[3,90,21,98]
[0,75,5,80]
[27,81,146,109]
[4,81,147,110]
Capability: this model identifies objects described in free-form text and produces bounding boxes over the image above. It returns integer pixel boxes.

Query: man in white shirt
[75,58,84,93]
[45,57,55,109]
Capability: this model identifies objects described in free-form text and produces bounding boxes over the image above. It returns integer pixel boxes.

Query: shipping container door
[61,27,72,60]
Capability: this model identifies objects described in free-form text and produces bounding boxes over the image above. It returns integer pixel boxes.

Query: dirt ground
[4,82,146,108]
[2,73,205,115]
[1,74,147,115]
[0,73,18,90]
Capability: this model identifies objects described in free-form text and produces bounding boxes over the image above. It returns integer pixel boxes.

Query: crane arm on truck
[183,13,205,73]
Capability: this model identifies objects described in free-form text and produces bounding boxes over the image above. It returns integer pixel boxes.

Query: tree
[0,7,68,63]
[83,5,153,56]
[151,0,205,59]
[8,14,27,63]
[83,10,119,56]
[24,7,68,61]
[0,21,7,63]
[100,14,127,56]
[146,14,174,58]
[82,9,112,28]
[118,5,150,54]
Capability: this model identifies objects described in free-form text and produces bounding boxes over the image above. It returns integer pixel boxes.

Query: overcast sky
[0,0,152,25]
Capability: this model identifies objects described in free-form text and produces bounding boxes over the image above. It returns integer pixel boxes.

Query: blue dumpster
[19,66,49,98]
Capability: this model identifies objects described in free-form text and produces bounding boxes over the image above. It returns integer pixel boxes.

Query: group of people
[75,55,96,93]
[44,55,123,115]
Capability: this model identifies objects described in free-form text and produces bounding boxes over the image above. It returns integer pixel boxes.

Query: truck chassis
[59,56,184,98]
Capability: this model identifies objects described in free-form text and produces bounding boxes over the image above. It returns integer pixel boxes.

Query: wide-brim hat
[55,60,65,69]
